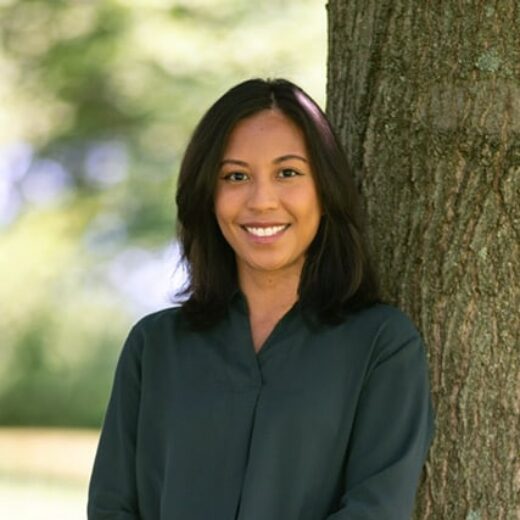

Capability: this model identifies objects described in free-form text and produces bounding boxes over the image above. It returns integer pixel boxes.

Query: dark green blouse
[88,295,435,519]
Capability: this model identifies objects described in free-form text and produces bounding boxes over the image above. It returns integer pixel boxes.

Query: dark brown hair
[175,78,379,327]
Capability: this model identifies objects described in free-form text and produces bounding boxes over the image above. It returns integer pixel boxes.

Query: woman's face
[214,109,321,280]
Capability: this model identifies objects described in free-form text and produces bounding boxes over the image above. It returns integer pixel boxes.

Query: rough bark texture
[326,1,519,519]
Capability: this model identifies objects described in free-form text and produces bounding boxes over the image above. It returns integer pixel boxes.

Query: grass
[0,427,100,519]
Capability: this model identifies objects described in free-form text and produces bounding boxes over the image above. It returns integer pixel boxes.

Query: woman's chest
[138,327,374,449]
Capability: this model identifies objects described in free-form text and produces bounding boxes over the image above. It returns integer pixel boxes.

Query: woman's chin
[237,256,304,278]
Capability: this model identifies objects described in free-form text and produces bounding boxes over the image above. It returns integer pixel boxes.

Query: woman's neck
[238,265,301,320]
[238,266,301,352]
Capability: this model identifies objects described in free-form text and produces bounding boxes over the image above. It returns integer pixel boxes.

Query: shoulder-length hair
[175,78,379,327]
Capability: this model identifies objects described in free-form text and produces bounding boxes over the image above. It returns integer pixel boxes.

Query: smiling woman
[216,111,321,296]
[87,79,435,520]
[215,109,322,350]
[175,79,380,329]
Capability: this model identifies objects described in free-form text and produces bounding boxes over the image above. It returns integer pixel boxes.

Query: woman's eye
[277,168,301,179]
[222,172,249,182]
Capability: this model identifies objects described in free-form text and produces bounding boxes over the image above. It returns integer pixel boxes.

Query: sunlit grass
[0,477,87,520]
[0,427,99,519]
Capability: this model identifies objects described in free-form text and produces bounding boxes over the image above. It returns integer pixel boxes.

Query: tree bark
[326,1,519,519]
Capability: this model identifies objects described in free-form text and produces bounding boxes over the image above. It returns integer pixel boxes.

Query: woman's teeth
[245,225,287,237]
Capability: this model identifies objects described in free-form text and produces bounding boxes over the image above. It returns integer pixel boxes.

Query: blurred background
[0,0,326,517]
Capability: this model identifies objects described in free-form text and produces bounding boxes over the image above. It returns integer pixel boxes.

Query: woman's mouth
[243,224,289,237]
[240,224,290,241]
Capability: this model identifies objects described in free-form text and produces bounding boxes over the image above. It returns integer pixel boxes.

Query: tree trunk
[326,1,519,519]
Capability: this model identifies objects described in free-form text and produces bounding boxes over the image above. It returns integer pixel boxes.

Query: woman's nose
[246,178,279,211]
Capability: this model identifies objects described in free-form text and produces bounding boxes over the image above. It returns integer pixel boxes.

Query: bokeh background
[0,0,326,517]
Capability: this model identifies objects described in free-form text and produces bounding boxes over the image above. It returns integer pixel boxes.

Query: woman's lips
[240,224,290,243]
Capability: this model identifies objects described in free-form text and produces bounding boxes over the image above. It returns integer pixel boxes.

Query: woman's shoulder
[133,304,183,329]
[320,304,428,382]
[114,306,189,365]
[127,305,186,340]
[339,303,424,358]
[347,303,420,336]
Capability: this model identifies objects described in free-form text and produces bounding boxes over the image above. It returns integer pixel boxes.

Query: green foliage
[0,0,326,426]
[0,204,131,426]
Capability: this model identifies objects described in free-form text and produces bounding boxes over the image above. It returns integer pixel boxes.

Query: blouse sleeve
[325,317,436,520]
[87,324,143,519]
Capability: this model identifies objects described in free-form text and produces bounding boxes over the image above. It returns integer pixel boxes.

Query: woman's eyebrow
[220,154,308,167]
[220,159,248,167]
[273,154,308,164]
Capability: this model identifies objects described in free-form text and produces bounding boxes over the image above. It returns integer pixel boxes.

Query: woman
[88,78,435,519]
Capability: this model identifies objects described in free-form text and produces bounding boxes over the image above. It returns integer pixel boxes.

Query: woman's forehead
[223,109,308,156]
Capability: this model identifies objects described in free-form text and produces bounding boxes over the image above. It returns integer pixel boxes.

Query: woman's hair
[175,78,379,327]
